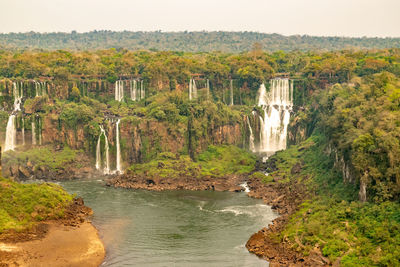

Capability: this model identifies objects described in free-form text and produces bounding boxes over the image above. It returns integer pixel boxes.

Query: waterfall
[96,125,110,175]
[32,120,36,145]
[35,81,39,97]
[130,80,137,101]
[189,79,192,100]
[115,119,123,174]
[230,79,234,106]
[247,116,256,152]
[189,79,197,100]
[257,78,293,155]
[140,80,145,100]
[4,82,23,152]
[192,79,197,99]
[35,81,46,97]
[115,80,124,101]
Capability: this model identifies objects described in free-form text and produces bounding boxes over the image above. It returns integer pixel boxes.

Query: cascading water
[35,81,46,97]
[32,120,36,145]
[115,119,123,174]
[189,79,197,100]
[257,78,293,155]
[96,125,110,174]
[140,80,145,100]
[4,82,23,151]
[115,80,124,101]
[130,80,137,101]
[246,115,256,153]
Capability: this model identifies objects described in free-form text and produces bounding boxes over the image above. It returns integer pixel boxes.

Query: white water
[230,79,234,106]
[115,119,123,174]
[240,182,251,193]
[35,81,46,97]
[4,82,23,151]
[130,80,137,101]
[189,79,197,100]
[96,125,110,174]
[115,80,124,101]
[246,116,256,152]
[31,120,36,145]
[257,79,293,154]
[140,80,145,100]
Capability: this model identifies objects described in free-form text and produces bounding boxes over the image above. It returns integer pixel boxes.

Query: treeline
[1,48,399,87]
[1,31,400,52]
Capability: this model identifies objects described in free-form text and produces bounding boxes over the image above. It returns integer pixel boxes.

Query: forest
[0,47,399,266]
[1,31,400,52]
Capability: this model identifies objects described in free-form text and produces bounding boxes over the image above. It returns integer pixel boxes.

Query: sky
[0,0,399,37]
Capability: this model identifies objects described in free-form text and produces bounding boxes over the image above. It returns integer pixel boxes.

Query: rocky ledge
[106,173,246,192]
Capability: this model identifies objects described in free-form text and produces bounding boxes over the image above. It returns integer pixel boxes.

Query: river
[61,179,277,267]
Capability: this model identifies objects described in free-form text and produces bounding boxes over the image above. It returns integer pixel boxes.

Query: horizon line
[0,30,399,39]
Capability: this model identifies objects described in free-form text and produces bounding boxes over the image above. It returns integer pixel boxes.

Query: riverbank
[0,221,105,267]
[0,192,105,267]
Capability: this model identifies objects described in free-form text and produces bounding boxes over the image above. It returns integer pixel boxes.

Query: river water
[61,179,277,267]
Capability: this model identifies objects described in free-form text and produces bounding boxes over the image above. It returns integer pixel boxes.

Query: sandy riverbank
[0,221,105,267]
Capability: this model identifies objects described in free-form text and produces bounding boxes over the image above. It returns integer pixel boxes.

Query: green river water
[61,179,277,267]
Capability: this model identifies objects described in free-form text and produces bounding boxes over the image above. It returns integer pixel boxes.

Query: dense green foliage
[128,145,256,179]
[298,73,400,202]
[0,177,73,233]
[0,31,399,52]
[2,146,78,172]
[263,135,399,266]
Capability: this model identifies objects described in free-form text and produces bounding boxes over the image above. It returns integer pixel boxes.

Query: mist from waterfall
[96,125,110,175]
[115,80,124,101]
[115,119,123,174]
[4,82,23,151]
[257,79,293,154]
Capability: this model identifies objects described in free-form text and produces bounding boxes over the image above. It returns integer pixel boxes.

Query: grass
[0,177,73,233]
[258,134,400,266]
[128,145,257,179]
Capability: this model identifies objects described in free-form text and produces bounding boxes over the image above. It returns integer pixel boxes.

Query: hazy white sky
[0,0,399,37]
